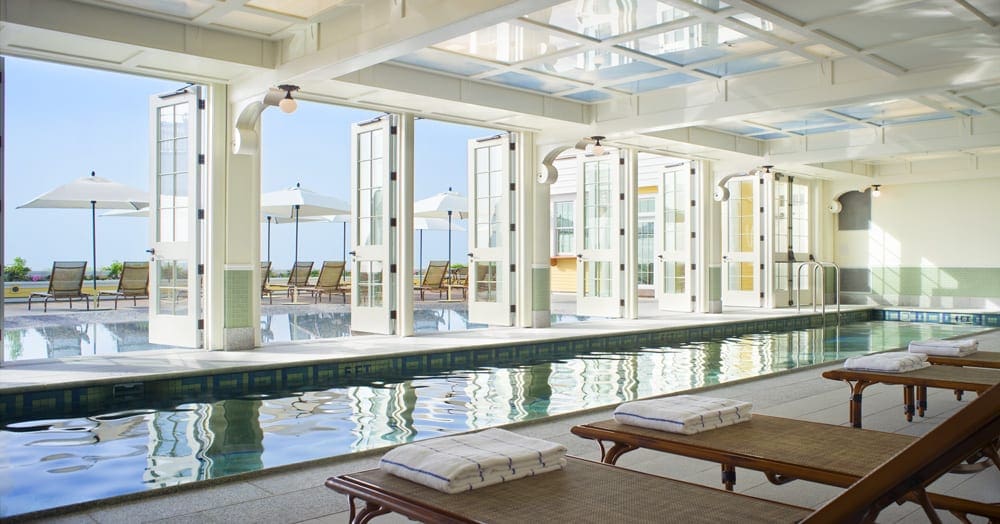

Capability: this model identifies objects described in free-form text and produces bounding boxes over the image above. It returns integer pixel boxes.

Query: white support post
[396,114,415,336]
[623,148,639,319]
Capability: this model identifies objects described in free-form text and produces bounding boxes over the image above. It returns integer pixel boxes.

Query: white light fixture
[590,135,606,156]
[277,84,299,114]
[871,184,881,197]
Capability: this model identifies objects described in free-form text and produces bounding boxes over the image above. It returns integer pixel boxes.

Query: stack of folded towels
[908,338,979,357]
[844,351,929,373]
[379,428,567,493]
[613,395,753,435]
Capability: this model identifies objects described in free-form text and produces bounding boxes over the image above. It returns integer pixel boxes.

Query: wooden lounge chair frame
[822,365,1000,427]
[572,415,999,522]
[415,260,449,300]
[260,261,274,304]
[28,261,90,312]
[96,261,149,309]
[301,260,348,303]
[445,266,468,299]
[326,385,1000,524]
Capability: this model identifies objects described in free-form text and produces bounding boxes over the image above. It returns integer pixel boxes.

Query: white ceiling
[2,0,999,183]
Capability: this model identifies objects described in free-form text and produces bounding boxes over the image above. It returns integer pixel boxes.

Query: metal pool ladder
[795,256,841,324]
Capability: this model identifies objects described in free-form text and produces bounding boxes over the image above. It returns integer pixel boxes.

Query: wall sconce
[871,184,881,197]
[277,84,299,113]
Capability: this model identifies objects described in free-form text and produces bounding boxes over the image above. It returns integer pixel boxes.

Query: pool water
[0,321,985,516]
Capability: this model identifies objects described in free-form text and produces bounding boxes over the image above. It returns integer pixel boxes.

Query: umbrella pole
[447,209,452,271]
[91,200,98,291]
[419,230,424,283]
[267,216,272,263]
[343,222,347,262]
[294,205,300,266]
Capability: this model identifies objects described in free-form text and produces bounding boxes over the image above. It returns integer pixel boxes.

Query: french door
[770,174,813,308]
[148,88,202,347]
[721,174,762,307]
[466,135,513,326]
[655,162,693,311]
[576,152,622,317]
[350,116,395,334]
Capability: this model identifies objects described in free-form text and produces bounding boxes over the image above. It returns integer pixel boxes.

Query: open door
[721,174,762,307]
[466,134,513,326]
[771,174,813,308]
[350,116,395,334]
[655,162,692,311]
[576,152,622,317]
[148,87,202,347]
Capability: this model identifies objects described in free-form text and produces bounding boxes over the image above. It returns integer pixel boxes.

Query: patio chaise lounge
[571,414,999,521]
[415,260,448,300]
[260,261,275,304]
[822,365,1000,427]
[326,384,1000,523]
[301,260,348,303]
[96,261,149,309]
[28,261,90,312]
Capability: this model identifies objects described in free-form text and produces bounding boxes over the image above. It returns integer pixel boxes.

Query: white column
[515,132,536,327]
[396,114,414,336]
[623,149,639,319]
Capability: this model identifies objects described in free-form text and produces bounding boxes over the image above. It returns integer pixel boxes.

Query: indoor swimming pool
[0,319,988,517]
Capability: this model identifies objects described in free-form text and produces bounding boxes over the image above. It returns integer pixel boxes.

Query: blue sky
[5,57,493,273]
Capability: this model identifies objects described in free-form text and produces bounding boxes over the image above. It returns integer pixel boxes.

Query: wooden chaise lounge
[326,384,1000,524]
[822,365,1000,427]
[571,415,999,521]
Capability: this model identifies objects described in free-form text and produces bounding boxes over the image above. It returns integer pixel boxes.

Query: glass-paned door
[655,163,692,311]
[772,175,813,307]
[721,175,762,307]
[576,153,622,317]
[148,88,202,347]
[467,135,512,326]
[350,117,394,334]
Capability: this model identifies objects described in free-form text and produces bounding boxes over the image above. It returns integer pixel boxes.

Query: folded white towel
[908,338,979,357]
[379,428,567,493]
[845,351,930,373]
[613,395,752,435]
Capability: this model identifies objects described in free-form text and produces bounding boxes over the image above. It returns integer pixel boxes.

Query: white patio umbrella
[413,187,468,269]
[415,217,466,282]
[260,183,349,266]
[18,171,149,290]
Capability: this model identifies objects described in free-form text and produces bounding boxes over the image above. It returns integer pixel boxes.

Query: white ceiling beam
[230,0,566,101]
[952,0,998,27]
[0,0,278,68]
[594,55,1000,137]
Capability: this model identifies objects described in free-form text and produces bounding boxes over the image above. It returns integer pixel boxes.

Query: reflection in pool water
[3,310,597,361]
[0,320,986,517]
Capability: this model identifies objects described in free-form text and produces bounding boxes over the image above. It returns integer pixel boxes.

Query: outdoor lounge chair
[260,261,274,304]
[274,261,314,300]
[96,261,149,309]
[326,384,1000,524]
[445,266,468,299]
[28,261,90,312]
[571,414,999,521]
[415,260,448,300]
[302,260,348,303]
[822,365,1000,427]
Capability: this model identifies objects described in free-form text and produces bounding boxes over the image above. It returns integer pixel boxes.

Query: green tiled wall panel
[870,267,1000,297]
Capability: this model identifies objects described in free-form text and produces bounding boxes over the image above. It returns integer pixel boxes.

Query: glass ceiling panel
[729,13,803,44]
[829,99,936,121]
[754,111,844,131]
[612,71,700,93]
[627,24,772,66]
[565,90,614,102]
[750,132,789,140]
[484,71,579,94]
[246,0,347,19]
[528,50,664,81]
[796,123,867,135]
[392,49,498,77]
[695,50,806,76]
[523,0,690,41]
[433,22,578,64]
[878,112,954,127]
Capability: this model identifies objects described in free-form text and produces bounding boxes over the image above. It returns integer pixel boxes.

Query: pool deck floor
[3,298,999,522]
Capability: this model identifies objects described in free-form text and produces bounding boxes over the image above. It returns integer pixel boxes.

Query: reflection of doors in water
[206,400,264,477]
[40,325,89,358]
[721,176,761,307]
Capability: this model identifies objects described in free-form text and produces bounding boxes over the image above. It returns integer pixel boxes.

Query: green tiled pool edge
[3,308,998,423]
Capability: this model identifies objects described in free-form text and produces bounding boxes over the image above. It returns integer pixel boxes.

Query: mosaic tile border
[0,308,915,424]
[872,309,1000,327]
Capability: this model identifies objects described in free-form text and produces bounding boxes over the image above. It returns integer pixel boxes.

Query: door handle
[656,254,664,260]
[576,254,583,260]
